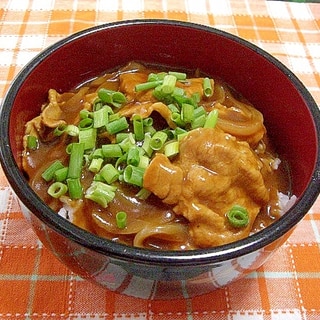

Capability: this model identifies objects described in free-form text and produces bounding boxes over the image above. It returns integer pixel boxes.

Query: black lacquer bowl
[1,20,319,299]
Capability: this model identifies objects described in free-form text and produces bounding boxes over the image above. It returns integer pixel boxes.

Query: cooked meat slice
[143,153,183,205]
[143,127,270,247]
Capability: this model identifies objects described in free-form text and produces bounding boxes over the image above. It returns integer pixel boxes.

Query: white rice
[278,191,297,216]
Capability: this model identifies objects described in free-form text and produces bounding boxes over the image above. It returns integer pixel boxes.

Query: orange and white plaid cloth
[0,0,320,318]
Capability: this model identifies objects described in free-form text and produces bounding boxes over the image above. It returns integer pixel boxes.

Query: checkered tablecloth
[1,0,320,319]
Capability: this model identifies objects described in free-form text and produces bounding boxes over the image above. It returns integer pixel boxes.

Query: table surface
[0,0,320,319]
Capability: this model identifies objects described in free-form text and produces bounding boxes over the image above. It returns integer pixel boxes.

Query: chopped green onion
[181,103,194,124]
[168,71,187,80]
[226,205,249,228]
[89,158,104,173]
[116,132,131,143]
[172,87,186,99]
[136,188,151,200]
[147,73,160,82]
[115,154,127,172]
[123,165,145,187]
[79,128,97,150]
[106,116,129,135]
[116,211,127,229]
[203,77,214,98]
[65,125,79,137]
[79,118,93,130]
[79,109,92,119]
[192,114,206,129]
[167,103,180,113]
[53,167,68,182]
[150,131,168,151]
[91,148,104,159]
[164,129,175,140]
[141,132,153,157]
[47,182,68,198]
[67,177,83,199]
[133,114,144,141]
[127,147,140,166]
[93,173,104,182]
[152,85,167,102]
[112,92,127,106]
[138,155,150,169]
[144,125,156,136]
[194,106,206,118]
[53,124,67,136]
[93,106,109,128]
[177,132,189,141]
[98,88,113,103]
[135,80,163,92]
[108,113,120,123]
[67,143,85,179]
[191,92,201,104]
[148,72,166,82]
[143,117,153,127]
[192,107,207,129]
[171,112,185,127]
[102,144,123,158]
[119,133,135,153]
[98,88,127,107]
[99,163,119,184]
[42,160,65,182]
[164,141,179,158]
[85,181,116,208]
[204,109,219,128]
[26,135,39,150]
[161,74,177,94]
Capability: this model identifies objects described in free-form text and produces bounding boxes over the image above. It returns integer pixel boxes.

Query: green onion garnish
[204,109,219,128]
[141,132,153,157]
[102,144,123,158]
[127,147,140,166]
[79,128,97,150]
[98,88,127,108]
[123,165,145,187]
[181,103,194,124]
[53,167,68,182]
[67,177,83,200]
[164,141,179,158]
[93,106,109,128]
[161,74,177,94]
[150,131,168,151]
[41,160,65,182]
[171,112,185,127]
[85,181,117,208]
[116,211,127,229]
[135,80,163,92]
[226,205,249,228]
[106,116,129,135]
[203,77,213,98]
[67,143,85,179]
[133,114,144,141]
[79,118,93,130]
[99,163,120,184]
[88,158,104,173]
[136,188,151,200]
[26,135,39,150]
[47,182,68,198]
[168,71,187,80]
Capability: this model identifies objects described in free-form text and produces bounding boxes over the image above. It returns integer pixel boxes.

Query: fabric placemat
[0,0,319,318]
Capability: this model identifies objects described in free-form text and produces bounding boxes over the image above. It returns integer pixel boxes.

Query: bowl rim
[1,19,320,266]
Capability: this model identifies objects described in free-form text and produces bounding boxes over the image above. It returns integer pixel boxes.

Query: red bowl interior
[10,21,318,197]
